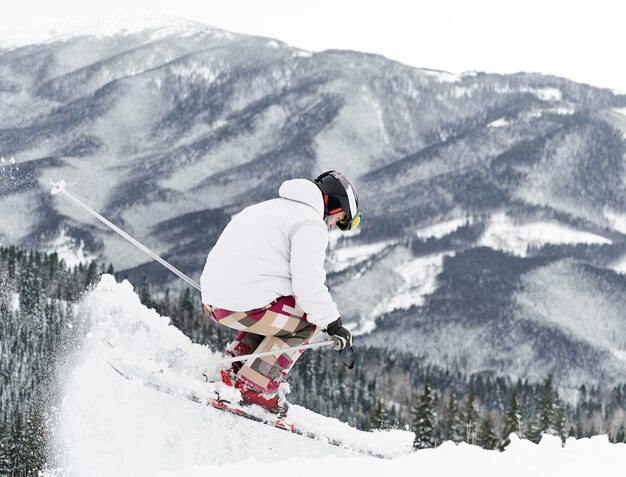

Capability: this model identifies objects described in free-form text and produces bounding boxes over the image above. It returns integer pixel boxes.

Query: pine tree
[139,276,153,309]
[477,414,498,450]
[538,375,554,432]
[0,267,10,316]
[553,400,567,441]
[156,288,172,318]
[369,398,390,431]
[412,383,437,449]
[21,407,46,475]
[84,260,99,288]
[0,429,10,476]
[443,388,461,442]
[8,413,25,476]
[500,385,522,449]
[532,374,559,442]
[462,384,480,445]
[388,404,401,430]
[7,247,16,278]
[179,287,195,322]
[18,262,40,315]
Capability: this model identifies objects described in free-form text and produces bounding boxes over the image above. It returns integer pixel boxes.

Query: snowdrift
[50,275,626,477]
[50,276,412,475]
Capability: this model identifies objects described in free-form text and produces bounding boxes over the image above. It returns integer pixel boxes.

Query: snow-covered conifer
[412,383,437,449]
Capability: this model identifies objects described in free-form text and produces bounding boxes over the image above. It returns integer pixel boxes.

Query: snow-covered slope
[363,246,626,388]
[478,212,612,257]
[152,435,625,477]
[0,14,209,49]
[51,275,412,475]
[49,275,626,476]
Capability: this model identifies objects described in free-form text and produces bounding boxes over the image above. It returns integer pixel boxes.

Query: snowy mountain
[1,16,626,389]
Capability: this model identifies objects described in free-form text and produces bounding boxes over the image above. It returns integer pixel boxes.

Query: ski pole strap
[339,347,356,369]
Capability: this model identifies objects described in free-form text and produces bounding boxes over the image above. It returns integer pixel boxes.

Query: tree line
[0,246,104,476]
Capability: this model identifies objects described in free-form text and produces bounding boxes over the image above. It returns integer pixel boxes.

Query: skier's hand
[324,318,352,351]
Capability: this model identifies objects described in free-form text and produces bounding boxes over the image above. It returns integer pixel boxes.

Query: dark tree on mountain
[6,247,17,278]
[20,407,46,475]
[538,375,555,435]
[530,374,563,442]
[6,413,25,476]
[387,404,402,430]
[155,288,172,318]
[412,383,437,449]
[84,260,99,288]
[0,432,10,475]
[500,385,522,449]
[139,275,153,309]
[443,388,461,442]
[462,384,480,445]
[179,287,195,321]
[0,267,10,316]
[18,262,40,315]
[477,414,498,450]
[553,401,567,441]
[2,408,47,477]
[369,398,390,431]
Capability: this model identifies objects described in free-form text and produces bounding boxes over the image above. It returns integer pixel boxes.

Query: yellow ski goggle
[337,211,362,231]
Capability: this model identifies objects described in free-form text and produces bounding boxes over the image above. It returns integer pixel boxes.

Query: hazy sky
[2,0,624,91]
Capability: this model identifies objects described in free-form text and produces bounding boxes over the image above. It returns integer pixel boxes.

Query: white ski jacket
[200,179,340,327]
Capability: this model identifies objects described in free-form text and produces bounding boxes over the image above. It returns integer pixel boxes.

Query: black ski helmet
[313,170,362,231]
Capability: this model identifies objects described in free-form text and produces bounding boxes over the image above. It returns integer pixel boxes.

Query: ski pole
[170,338,338,370]
[48,179,201,292]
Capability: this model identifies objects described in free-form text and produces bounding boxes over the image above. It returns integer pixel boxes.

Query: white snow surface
[293,50,313,58]
[151,434,625,477]
[0,13,212,49]
[46,229,97,267]
[328,241,391,273]
[50,275,413,476]
[48,275,626,476]
[479,212,611,257]
[422,69,462,83]
[495,85,562,101]
[604,207,626,235]
[10,292,20,312]
[606,208,626,273]
[487,117,509,128]
[415,217,472,240]
[367,252,451,330]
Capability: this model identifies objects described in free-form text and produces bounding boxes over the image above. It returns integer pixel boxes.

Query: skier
[200,171,361,416]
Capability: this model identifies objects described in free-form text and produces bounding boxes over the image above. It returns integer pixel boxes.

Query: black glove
[325,318,353,351]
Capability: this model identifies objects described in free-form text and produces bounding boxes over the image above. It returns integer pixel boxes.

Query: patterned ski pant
[203,296,320,394]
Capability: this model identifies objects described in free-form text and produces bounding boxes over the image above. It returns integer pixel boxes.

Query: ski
[107,359,391,459]
[107,360,297,431]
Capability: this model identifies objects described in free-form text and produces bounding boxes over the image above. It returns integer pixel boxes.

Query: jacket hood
[279,179,324,217]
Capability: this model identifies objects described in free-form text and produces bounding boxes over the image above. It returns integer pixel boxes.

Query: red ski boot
[235,380,289,417]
